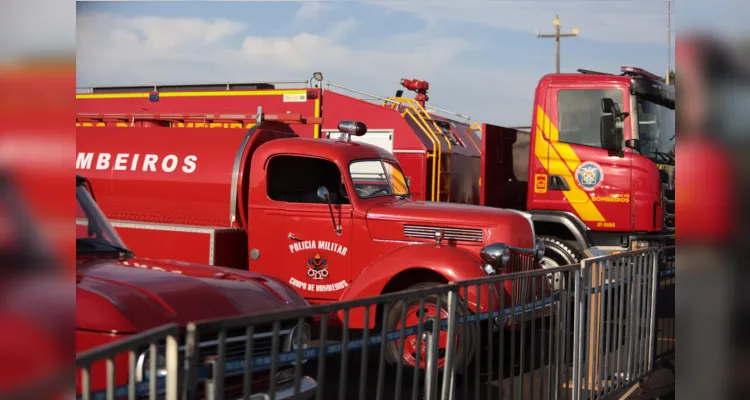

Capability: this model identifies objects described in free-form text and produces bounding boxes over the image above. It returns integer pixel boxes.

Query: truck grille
[507,251,547,306]
[403,224,483,242]
[194,329,290,365]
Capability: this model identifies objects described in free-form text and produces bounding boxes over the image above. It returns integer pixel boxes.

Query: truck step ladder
[389,98,454,202]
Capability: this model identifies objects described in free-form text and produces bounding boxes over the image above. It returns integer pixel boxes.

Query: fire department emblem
[306,253,329,280]
[574,161,604,191]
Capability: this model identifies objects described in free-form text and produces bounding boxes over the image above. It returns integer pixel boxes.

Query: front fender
[337,243,500,329]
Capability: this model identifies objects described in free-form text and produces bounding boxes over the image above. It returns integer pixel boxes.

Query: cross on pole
[537,15,579,73]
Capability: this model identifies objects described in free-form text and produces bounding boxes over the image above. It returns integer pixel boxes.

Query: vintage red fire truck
[76,66,674,282]
[75,174,316,397]
[75,111,547,370]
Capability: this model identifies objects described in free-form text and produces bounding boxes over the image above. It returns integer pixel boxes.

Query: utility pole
[666,0,672,85]
[537,15,579,73]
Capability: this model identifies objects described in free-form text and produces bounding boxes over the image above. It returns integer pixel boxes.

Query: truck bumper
[241,376,317,400]
[591,233,674,262]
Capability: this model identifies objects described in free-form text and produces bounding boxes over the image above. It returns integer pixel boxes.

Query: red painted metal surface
[75,114,539,330]
[75,178,309,395]
[75,82,484,205]
[478,72,670,237]
[542,82,635,232]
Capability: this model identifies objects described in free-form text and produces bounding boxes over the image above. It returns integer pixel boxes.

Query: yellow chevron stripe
[535,106,605,222]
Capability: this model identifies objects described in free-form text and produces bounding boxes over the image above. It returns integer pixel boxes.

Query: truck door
[543,86,632,231]
[265,155,353,302]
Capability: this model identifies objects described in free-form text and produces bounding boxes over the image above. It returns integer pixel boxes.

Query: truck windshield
[76,184,130,255]
[636,96,675,165]
[349,159,410,199]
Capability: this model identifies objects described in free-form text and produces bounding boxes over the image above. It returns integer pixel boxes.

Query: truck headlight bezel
[480,243,511,274]
[534,238,545,261]
[135,350,167,382]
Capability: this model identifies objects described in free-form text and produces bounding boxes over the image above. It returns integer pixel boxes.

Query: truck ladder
[76,111,323,127]
[385,97,453,202]
[324,81,482,203]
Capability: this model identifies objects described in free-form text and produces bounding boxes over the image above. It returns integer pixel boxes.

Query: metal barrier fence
[570,250,660,400]
[75,323,181,400]
[75,248,673,400]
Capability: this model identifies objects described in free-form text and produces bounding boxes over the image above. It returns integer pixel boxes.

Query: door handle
[548,175,570,191]
[288,233,303,241]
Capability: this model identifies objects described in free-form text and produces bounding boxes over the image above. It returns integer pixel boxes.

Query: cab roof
[256,136,397,165]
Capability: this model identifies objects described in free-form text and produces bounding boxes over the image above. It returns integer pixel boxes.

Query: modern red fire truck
[75,112,548,371]
[75,65,674,282]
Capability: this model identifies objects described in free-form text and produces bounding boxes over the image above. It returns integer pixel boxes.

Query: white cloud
[76,10,541,125]
[367,0,672,45]
[294,2,329,21]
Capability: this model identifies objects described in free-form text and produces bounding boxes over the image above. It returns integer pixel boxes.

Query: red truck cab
[75,174,315,398]
[76,114,547,371]
[483,66,675,273]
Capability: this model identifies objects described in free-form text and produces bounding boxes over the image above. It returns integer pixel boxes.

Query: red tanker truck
[75,174,316,398]
[75,112,547,370]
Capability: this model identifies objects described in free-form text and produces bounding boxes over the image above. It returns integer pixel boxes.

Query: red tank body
[76,80,483,206]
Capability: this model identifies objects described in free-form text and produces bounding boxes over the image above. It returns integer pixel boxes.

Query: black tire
[383,282,477,373]
[539,236,582,291]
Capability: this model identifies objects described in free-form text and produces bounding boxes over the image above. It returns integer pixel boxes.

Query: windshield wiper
[77,238,134,260]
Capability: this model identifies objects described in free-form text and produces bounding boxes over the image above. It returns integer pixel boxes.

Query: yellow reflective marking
[76,89,308,99]
[314,98,321,138]
[535,106,605,222]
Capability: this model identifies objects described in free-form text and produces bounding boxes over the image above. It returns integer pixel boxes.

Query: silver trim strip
[392,150,427,154]
[78,219,243,265]
[230,124,261,227]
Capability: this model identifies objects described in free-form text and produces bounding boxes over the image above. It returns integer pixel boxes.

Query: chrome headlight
[285,322,312,365]
[480,243,511,274]
[534,238,545,261]
[135,350,167,382]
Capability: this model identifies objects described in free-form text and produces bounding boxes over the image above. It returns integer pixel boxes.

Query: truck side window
[266,155,349,205]
[557,89,624,147]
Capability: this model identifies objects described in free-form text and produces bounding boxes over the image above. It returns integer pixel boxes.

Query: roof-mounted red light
[306,90,318,100]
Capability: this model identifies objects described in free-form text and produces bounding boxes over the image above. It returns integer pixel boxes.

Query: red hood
[76,257,308,333]
[365,200,535,249]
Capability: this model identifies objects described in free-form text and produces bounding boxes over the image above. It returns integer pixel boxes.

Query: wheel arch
[337,244,491,330]
[530,211,591,250]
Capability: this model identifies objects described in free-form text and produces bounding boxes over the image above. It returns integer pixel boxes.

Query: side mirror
[599,113,618,151]
[599,98,625,153]
[316,186,330,202]
[624,139,640,151]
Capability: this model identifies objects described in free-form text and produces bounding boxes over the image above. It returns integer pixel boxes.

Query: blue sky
[76,1,690,125]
